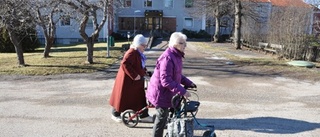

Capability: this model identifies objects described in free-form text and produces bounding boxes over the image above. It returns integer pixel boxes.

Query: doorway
[146,17,162,30]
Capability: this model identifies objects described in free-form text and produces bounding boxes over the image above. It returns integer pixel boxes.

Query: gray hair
[131,34,147,49]
[168,32,187,48]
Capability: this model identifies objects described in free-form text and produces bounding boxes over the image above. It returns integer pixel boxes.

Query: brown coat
[109,48,147,112]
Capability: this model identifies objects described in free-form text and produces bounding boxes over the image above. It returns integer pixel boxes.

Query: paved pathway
[0,42,319,137]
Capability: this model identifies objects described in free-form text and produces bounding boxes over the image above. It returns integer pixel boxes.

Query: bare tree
[59,0,112,64]
[232,0,268,50]
[0,0,34,66]
[29,0,64,58]
[240,0,269,49]
[268,5,314,60]
[192,0,233,42]
[233,0,242,49]
[192,0,259,48]
[204,0,233,42]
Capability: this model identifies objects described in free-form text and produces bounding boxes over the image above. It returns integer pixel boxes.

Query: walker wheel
[202,130,216,137]
[122,109,139,128]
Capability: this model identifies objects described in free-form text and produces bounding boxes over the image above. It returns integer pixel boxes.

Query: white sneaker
[139,116,154,123]
[111,115,122,123]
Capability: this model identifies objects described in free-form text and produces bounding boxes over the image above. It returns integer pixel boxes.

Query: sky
[304,0,320,7]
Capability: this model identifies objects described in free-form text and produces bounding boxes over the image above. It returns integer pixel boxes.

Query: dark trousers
[112,108,149,118]
[153,107,169,137]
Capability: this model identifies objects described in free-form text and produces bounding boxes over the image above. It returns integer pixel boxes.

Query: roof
[269,0,310,7]
[250,0,311,8]
[242,0,270,3]
[257,0,270,2]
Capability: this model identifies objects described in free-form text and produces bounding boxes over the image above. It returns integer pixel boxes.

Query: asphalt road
[0,42,319,137]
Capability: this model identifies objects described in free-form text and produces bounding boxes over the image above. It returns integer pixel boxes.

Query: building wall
[115,0,205,34]
[37,9,109,45]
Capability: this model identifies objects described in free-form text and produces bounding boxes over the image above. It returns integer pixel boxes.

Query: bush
[0,27,40,53]
[0,28,15,52]
[182,29,197,38]
[196,29,211,39]
[306,35,320,47]
[219,34,231,42]
[181,29,211,39]
[110,32,127,40]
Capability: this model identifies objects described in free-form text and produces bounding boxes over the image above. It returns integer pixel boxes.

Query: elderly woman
[146,32,196,137]
[109,34,153,123]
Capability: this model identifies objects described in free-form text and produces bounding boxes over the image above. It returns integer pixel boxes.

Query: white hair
[168,32,187,48]
[131,34,147,49]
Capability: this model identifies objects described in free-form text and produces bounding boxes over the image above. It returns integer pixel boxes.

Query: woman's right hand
[134,75,141,80]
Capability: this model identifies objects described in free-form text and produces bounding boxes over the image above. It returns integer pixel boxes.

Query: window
[164,0,173,8]
[185,0,193,8]
[121,0,131,7]
[61,16,71,26]
[221,19,228,27]
[184,18,193,27]
[144,0,152,7]
[87,19,93,28]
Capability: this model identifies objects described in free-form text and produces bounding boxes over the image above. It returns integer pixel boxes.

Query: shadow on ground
[181,57,282,78]
[195,117,320,134]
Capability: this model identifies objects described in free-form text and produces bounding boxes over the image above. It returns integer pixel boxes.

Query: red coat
[109,48,147,112]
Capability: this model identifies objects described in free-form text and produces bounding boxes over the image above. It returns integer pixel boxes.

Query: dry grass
[190,41,320,81]
[0,42,126,75]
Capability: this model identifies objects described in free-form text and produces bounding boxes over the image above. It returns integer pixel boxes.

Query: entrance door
[146,17,162,30]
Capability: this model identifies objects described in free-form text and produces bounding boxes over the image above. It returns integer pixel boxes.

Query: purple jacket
[146,47,193,108]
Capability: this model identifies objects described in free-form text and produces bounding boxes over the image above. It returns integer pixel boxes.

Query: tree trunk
[6,27,25,66]
[63,1,108,64]
[43,37,54,58]
[213,17,221,43]
[43,21,56,58]
[234,0,241,49]
[86,37,94,64]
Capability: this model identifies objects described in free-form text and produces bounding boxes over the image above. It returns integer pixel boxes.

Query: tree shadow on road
[182,58,282,78]
[195,117,320,134]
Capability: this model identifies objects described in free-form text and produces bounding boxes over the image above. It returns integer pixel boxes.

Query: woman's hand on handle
[134,75,141,80]
[190,83,197,88]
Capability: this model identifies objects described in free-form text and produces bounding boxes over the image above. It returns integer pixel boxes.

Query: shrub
[0,28,15,52]
[181,29,211,39]
[110,32,127,40]
[182,29,197,38]
[306,35,320,47]
[196,30,211,39]
[0,27,40,53]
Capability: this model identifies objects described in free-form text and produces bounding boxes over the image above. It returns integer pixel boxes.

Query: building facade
[37,16,109,45]
[114,0,206,35]
[37,0,239,44]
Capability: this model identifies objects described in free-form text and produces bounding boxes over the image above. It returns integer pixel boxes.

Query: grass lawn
[0,42,126,75]
[189,41,320,81]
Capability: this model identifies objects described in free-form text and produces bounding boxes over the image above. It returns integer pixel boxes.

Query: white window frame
[87,18,94,28]
[164,0,173,8]
[144,0,152,8]
[184,17,194,28]
[122,0,131,8]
